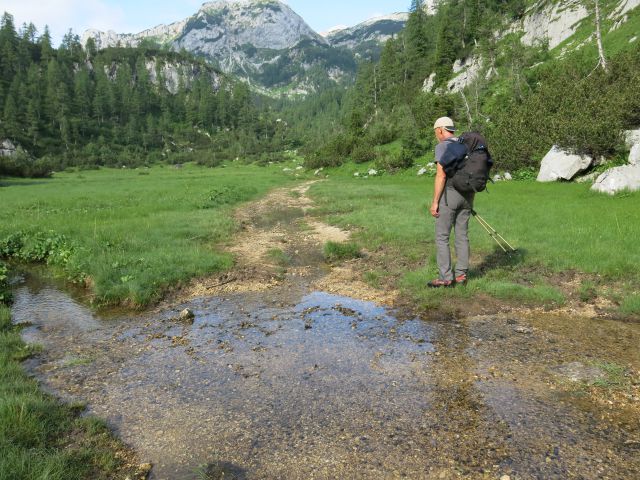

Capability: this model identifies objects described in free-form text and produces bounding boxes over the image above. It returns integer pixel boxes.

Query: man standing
[428,117,473,288]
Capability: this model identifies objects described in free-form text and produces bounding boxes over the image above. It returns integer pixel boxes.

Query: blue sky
[2,0,409,45]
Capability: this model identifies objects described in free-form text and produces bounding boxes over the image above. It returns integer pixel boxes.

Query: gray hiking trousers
[435,187,474,281]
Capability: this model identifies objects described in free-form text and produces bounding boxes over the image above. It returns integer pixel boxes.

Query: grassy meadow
[1,162,639,313]
[0,163,293,307]
[309,170,640,313]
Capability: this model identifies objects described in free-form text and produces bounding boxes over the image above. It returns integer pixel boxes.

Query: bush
[0,150,53,178]
[366,118,397,145]
[487,45,640,171]
[303,148,344,169]
[351,142,377,164]
[0,261,10,305]
[376,151,414,171]
[0,231,81,281]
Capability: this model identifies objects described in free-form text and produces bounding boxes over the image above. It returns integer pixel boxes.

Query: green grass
[0,164,292,307]
[0,304,135,479]
[323,241,362,262]
[590,361,628,389]
[309,172,640,310]
[620,294,640,315]
[266,248,291,266]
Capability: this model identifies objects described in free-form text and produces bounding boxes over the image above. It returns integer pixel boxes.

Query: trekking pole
[470,209,517,253]
[474,213,516,252]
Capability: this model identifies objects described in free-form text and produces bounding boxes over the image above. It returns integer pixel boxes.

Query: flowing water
[11,269,640,479]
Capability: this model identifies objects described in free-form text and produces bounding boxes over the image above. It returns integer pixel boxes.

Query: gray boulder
[591,164,640,195]
[630,144,640,165]
[624,129,640,148]
[0,139,17,157]
[537,146,593,182]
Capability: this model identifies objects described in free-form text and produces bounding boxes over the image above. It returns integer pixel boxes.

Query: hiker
[428,117,474,288]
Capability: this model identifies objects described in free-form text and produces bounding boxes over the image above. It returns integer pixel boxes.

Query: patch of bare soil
[177,181,399,305]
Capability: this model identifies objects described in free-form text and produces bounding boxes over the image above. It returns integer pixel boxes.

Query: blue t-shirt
[435,137,468,171]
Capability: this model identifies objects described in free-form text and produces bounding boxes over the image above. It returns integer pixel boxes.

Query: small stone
[500,476,511,480]
[513,325,533,334]
[179,308,195,322]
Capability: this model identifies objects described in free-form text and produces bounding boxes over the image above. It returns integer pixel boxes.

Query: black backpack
[443,132,493,194]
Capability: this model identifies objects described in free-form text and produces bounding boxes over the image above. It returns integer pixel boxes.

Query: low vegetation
[323,241,362,261]
[0,164,292,307]
[309,171,640,313]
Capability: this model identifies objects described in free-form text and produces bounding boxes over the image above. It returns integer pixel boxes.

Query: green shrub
[488,44,640,171]
[366,119,397,145]
[0,150,53,178]
[351,142,377,164]
[376,152,414,171]
[303,149,343,169]
[0,262,10,306]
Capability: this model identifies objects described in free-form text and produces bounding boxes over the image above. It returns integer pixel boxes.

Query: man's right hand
[430,202,439,218]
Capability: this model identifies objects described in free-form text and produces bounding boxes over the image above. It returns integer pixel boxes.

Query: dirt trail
[179,180,399,305]
[12,181,640,480]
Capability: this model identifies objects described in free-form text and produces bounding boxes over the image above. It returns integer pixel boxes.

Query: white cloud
[1,0,125,45]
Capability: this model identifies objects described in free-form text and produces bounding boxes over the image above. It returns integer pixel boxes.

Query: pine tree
[0,13,18,90]
[2,84,20,140]
[93,70,111,125]
[38,26,54,63]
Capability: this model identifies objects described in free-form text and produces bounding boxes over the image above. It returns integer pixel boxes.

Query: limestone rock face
[446,56,482,93]
[591,164,640,194]
[422,73,436,93]
[324,13,408,52]
[518,1,589,49]
[537,146,593,182]
[177,0,324,56]
[82,0,335,91]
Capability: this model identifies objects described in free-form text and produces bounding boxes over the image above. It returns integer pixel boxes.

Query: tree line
[0,12,288,176]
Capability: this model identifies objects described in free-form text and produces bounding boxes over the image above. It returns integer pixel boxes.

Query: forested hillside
[310,0,640,173]
[0,13,288,176]
[1,0,639,178]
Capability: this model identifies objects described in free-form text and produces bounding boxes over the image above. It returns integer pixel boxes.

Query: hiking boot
[455,274,468,285]
[427,279,454,288]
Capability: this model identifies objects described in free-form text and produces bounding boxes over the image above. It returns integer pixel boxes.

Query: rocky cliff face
[82,0,412,94]
[83,0,339,93]
[324,13,408,59]
[434,0,639,94]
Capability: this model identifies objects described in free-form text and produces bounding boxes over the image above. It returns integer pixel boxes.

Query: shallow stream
[12,271,640,479]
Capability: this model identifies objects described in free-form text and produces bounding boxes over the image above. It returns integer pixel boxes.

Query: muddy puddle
[12,270,640,479]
